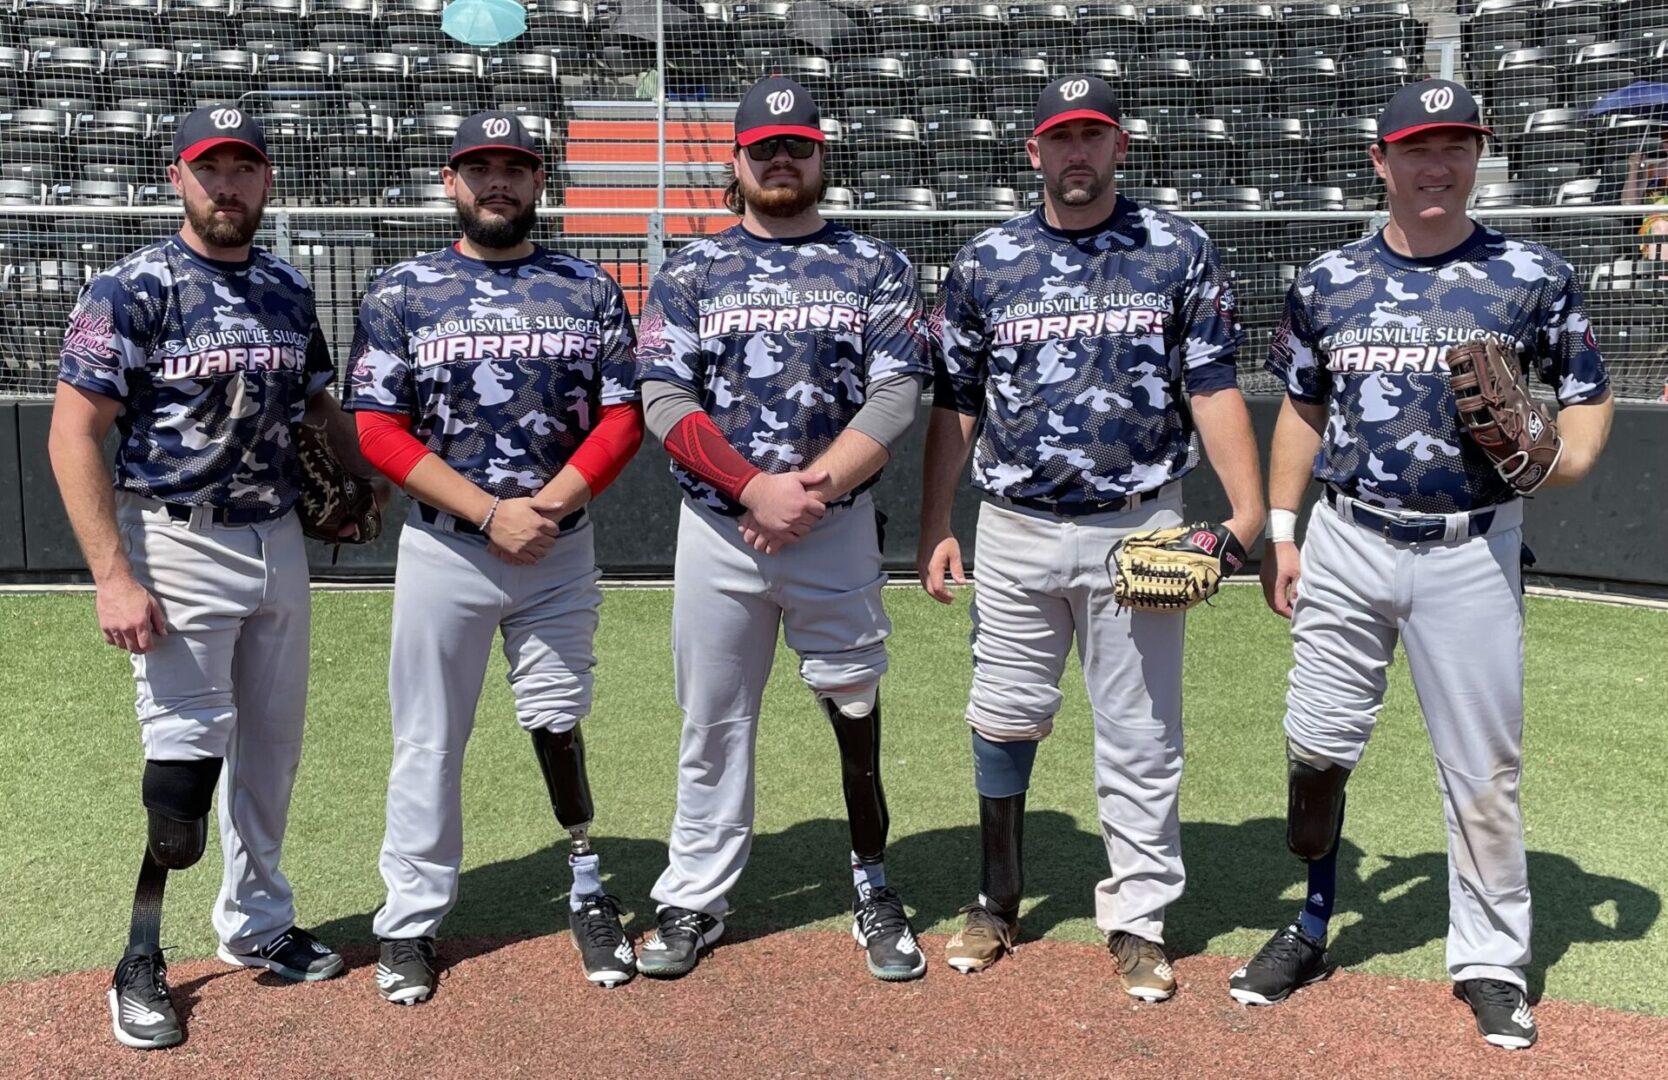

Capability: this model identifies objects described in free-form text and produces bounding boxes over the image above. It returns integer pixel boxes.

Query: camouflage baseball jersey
[345,244,638,497]
[635,222,929,514]
[1267,225,1609,513]
[932,198,1241,513]
[57,236,335,512]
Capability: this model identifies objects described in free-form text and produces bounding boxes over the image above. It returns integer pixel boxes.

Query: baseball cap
[448,110,543,166]
[1376,79,1492,143]
[172,105,268,163]
[1033,75,1122,136]
[734,77,825,147]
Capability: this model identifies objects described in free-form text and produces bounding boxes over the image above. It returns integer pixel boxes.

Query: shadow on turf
[309,815,1658,996]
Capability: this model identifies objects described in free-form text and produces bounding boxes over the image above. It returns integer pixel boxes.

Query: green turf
[1,587,1663,1013]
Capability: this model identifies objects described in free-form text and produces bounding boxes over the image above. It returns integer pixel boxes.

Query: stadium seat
[1074,3,1149,62]
[848,117,925,184]
[939,4,1009,57]
[382,0,450,53]
[1185,184,1263,212]
[732,2,794,53]
[1343,53,1410,113]
[1129,56,1200,117]
[916,58,983,118]
[1268,184,1357,259]
[411,52,486,115]
[338,52,407,119]
[1008,4,1077,62]
[17,0,90,51]
[1200,57,1270,119]
[1615,0,1668,44]
[240,0,307,54]
[0,179,45,206]
[90,0,162,52]
[310,0,381,53]
[916,262,949,305]
[1272,54,1340,120]
[1539,0,1608,54]
[1465,0,1538,88]
[1145,3,1215,60]
[30,47,103,114]
[1565,41,1639,114]
[1210,3,1279,60]
[0,109,70,187]
[1162,116,1233,187]
[318,114,396,205]
[840,57,914,115]
[923,117,1000,176]
[1349,0,1422,58]
[164,0,238,53]
[184,49,259,109]
[864,4,943,64]
[986,57,1052,112]
[1125,185,1182,209]
[72,110,150,186]
[1081,57,1126,85]
[820,186,857,212]
[1230,115,1309,187]
[855,182,935,256]
[1280,1,1350,58]
[1490,48,1558,131]
[0,47,24,112]
[105,48,183,114]
[1312,115,1379,201]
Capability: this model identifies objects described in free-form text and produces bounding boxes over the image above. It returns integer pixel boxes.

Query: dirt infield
[6,933,1664,1079]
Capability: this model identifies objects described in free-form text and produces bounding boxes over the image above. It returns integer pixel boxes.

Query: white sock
[569,853,602,912]
[852,852,886,901]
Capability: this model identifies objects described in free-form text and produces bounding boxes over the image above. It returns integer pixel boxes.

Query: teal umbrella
[442,0,527,47]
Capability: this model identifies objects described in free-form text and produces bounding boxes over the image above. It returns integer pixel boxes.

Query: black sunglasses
[743,136,819,161]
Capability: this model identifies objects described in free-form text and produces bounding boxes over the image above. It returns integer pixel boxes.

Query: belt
[418,501,586,536]
[160,503,287,526]
[998,481,1180,519]
[1325,487,1501,544]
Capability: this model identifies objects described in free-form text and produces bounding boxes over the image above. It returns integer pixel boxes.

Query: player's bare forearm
[305,390,376,477]
[805,427,888,503]
[1190,386,1265,545]
[47,383,132,585]
[531,464,594,517]
[920,406,977,532]
[1544,391,1614,488]
[1268,396,1327,512]
[400,454,497,526]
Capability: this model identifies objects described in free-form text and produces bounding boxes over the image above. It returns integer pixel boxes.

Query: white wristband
[479,495,502,534]
[1267,508,1299,544]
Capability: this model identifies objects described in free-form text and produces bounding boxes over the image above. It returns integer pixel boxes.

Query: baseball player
[918,75,1264,1000]
[345,112,644,1001]
[1228,81,1613,1050]
[631,77,930,982]
[47,106,372,1050]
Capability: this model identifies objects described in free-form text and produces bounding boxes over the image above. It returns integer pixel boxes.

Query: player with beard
[632,78,932,982]
[347,112,644,1000]
[920,75,1262,999]
[50,106,376,1050]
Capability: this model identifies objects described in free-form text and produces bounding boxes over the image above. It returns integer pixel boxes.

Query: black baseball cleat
[852,886,927,982]
[376,936,439,1005]
[571,893,636,988]
[1228,924,1334,1006]
[217,925,345,982]
[108,946,183,1050]
[1456,978,1538,1049]
[636,906,723,979]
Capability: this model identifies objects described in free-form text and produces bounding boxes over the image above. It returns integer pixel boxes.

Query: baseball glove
[1445,338,1562,495]
[1108,523,1248,612]
[295,421,382,551]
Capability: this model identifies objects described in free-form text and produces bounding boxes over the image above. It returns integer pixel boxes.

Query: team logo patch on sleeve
[63,313,118,364]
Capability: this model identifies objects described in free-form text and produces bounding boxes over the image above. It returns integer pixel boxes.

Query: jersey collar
[1369,222,1494,270]
[734,220,841,248]
[1033,194,1135,243]
[166,234,257,273]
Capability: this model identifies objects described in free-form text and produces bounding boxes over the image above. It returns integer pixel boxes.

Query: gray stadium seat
[1213,3,1280,60]
[1075,3,1149,61]
[1008,4,1077,62]
[1281,1,1350,58]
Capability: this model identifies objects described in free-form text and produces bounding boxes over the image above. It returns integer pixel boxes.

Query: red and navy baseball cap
[448,110,544,166]
[734,77,825,147]
[172,104,268,163]
[1377,79,1493,143]
[1033,75,1122,136]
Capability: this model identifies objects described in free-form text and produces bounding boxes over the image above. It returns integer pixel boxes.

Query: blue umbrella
[1589,80,1668,118]
[442,0,527,47]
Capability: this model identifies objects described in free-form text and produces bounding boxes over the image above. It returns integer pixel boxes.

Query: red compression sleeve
[356,410,431,486]
[664,411,761,503]
[566,402,644,498]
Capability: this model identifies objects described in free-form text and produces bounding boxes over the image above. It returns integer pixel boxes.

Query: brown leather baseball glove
[1446,338,1562,495]
[295,420,382,550]
[1108,523,1248,612]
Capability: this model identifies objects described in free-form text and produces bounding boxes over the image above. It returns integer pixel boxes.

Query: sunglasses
[743,136,819,161]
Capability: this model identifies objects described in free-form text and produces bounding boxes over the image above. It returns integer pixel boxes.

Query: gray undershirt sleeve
[640,379,706,445]
[846,374,926,451]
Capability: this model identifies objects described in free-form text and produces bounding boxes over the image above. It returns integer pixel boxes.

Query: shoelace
[1251,929,1311,973]
[957,904,1011,945]
[386,938,433,969]
[856,888,911,941]
[115,948,171,1003]
[576,895,626,948]
[659,909,710,943]
[1468,979,1524,1009]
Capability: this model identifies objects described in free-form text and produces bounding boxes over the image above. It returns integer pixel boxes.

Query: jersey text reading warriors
[57,236,335,511]
[1267,225,1608,513]
[345,245,638,494]
[635,222,929,513]
[932,197,1241,513]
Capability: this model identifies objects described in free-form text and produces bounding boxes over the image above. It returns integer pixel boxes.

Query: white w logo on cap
[210,108,243,129]
[1060,79,1090,101]
[766,89,796,115]
[483,117,513,138]
[1420,86,1455,113]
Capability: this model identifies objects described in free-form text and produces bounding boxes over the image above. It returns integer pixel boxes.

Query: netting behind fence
[3,0,1667,398]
